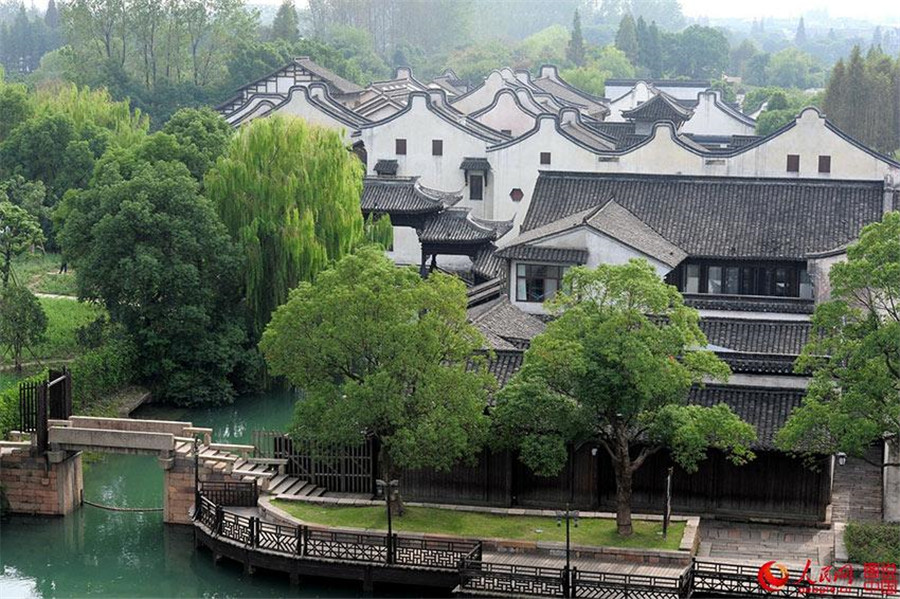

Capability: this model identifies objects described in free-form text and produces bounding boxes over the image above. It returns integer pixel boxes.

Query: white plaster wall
[681,93,756,137]
[606,82,657,122]
[725,108,900,180]
[269,90,354,142]
[473,92,537,136]
[807,252,846,304]
[451,72,512,114]
[386,225,422,266]
[360,95,487,202]
[605,82,707,103]
[488,117,600,229]
[507,229,672,314]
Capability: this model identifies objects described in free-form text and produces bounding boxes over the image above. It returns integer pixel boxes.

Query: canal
[0,390,420,598]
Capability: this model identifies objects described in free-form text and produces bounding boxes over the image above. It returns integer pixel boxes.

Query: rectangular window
[723,266,740,295]
[707,266,723,294]
[787,154,800,172]
[501,129,512,136]
[432,139,443,156]
[773,267,789,296]
[540,152,551,165]
[740,266,756,295]
[395,138,407,155]
[516,263,564,302]
[684,264,700,293]
[469,174,484,200]
[818,155,831,173]
[799,268,813,299]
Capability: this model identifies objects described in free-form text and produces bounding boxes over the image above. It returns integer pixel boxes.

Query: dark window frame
[818,155,831,173]
[469,173,484,200]
[432,139,443,156]
[540,152,551,165]
[676,260,808,298]
[395,138,407,155]
[515,263,565,303]
[786,154,800,172]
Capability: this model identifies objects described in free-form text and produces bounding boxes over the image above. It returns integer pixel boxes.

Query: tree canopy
[260,247,493,508]
[778,212,900,459]
[204,115,368,338]
[0,283,47,372]
[59,141,246,405]
[0,200,44,286]
[492,260,755,536]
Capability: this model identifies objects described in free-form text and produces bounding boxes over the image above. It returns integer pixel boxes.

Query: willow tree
[205,115,368,337]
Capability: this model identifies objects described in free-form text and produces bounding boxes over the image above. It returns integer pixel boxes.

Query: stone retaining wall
[164,453,230,525]
[0,448,82,516]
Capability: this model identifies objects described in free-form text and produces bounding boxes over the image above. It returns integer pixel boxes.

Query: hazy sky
[677,0,900,20]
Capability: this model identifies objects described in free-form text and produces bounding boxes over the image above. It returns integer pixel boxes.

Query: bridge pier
[164,452,230,525]
[0,448,82,516]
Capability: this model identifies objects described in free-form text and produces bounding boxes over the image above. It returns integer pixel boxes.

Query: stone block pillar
[163,453,228,525]
[0,449,83,516]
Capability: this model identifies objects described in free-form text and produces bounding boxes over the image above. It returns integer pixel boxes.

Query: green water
[0,391,418,598]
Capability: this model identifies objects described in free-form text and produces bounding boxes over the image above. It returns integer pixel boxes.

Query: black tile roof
[472,244,505,280]
[495,245,588,264]
[688,384,805,449]
[700,318,812,355]
[361,177,459,215]
[460,157,492,171]
[606,78,711,88]
[374,159,398,176]
[684,294,815,314]
[420,209,513,244]
[468,297,546,347]
[481,350,525,391]
[522,172,891,260]
[719,353,798,375]
[621,92,694,123]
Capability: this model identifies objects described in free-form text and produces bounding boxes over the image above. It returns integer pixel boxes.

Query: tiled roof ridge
[535,170,887,188]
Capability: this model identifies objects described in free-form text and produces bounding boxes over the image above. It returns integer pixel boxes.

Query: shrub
[69,336,137,412]
[0,371,45,438]
[845,522,900,564]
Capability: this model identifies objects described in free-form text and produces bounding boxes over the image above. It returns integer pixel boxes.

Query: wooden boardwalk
[482,550,687,579]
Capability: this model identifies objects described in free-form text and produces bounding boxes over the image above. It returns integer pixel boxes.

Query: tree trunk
[377,441,405,516]
[613,429,634,537]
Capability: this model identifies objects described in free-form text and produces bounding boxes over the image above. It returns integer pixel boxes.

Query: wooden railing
[692,560,886,598]
[194,491,480,571]
[251,430,374,495]
[199,481,258,507]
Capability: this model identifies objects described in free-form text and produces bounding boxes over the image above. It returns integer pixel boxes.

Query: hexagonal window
[510,188,524,202]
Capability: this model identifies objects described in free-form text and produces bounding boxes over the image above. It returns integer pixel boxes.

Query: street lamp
[836,452,847,467]
[376,478,399,564]
[556,504,579,598]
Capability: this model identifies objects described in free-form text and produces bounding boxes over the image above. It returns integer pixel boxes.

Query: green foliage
[59,147,246,405]
[273,501,686,550]
[666,25,729,79]
[0,284,48,371]
[519,25,570,66]
[778,212,900,458]
[324,25,390,83]
[756,109,798,136]
[270,0,299,43]
[0,371,44,438]
[0,77,32,141]
[566,9,585,67]
[492,260,753,536]
[844,522,900,564]
[445,40,513,84]
[765,47,823,89]
[0,201,44,286]
[160,107,233,182]
[260,247,493,484]
[560,45,635,96]
[614,14,638,63]
[823,46,900,154]
[33,297,104,360]
[205,115,366,338]
[70,334,137,412]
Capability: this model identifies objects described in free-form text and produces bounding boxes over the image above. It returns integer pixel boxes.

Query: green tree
[0,284,47,372]
[205,115,367,338]
[58,146,246,405]
[765,47,822,89]
[271,0,299,42]
[492,260,756,536]
[795,17,807,46]
[561,45,635,96]
[0,75,32,141]
[0,200,44,286]
[161,107,233,182]
[667,25,729,79]
[566,9,585,67]
[260,247,493,512]
[615,13,638,64]
[778,212,900,461]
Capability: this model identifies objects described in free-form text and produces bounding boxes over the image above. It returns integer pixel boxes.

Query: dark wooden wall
[400,445,830,521]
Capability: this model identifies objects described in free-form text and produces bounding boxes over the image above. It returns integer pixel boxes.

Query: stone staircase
[173,439,327,500]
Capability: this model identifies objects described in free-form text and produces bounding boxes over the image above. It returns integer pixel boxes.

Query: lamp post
[376,478,399,564]
[192,437,200,520]
[557,503,579,598]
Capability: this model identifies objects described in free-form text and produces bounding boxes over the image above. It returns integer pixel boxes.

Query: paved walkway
[831,445,883,523]
[698,521,833,567]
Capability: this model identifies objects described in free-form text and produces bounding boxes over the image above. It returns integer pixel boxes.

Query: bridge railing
[194,490,480,571]
[199,481,258,507]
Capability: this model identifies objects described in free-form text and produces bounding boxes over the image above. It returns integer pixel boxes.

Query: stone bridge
[0,416,274,525]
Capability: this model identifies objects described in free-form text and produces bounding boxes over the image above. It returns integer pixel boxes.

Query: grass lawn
[27,298,104,361]
[11,252,78,296]
[272,501,684,550]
